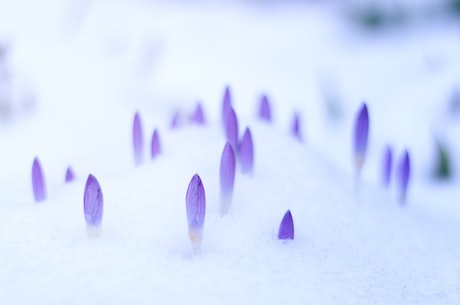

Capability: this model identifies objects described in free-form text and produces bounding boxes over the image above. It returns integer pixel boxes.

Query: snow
[0,0,460,304]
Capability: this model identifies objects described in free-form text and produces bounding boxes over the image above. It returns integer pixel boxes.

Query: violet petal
[224,107,239,153]
[239,127,254,174]
[132,112,144,165]
[353,102,369,171]
[186,174,206,253]
[220,142,236,215]
[222,85,232,126]
[84,174,104,236]
[291,112,302,141]
[278,210,294,240]
[65,166,76,183]
[151,128,162,159]
[32,157,46,202]
[259,94,272,122]
[382,145,392,188]
[170,111,180,129]
[190,103,205,124]
[398,150,410,205]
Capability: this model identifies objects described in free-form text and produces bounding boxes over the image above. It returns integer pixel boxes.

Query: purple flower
[382,145,392,188]
[398,150,410,205]
[65,166,76,183]
[170,111,180,129]
[151,128,161,159]
[239,127,254,174]
[132,112,144,165]
[222,85,232,126]
[32,157,46,202]
[190,103,205,124]
[220,142,236,216]
[291,112,302,141]
[84,174,104,237]
[224,107,239,153]
[278,210,294,240]
[259,94,272,122]
[353,102,369,172]
[186,174,206,253]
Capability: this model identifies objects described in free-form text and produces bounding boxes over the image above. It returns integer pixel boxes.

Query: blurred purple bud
[190,103,205,124]
[186,174,206,253]
[220,142,236,215]
[259,94,272,122]
[353,102,369,171]
[32,157,46,202]
[65,166,76,183]
[278,210,294,240]
[133,112,144,165]
[382,145,392,188]
[398,150,410,205]
[291,112,302,141]
[225,107,239,153]
[239,127,254,174]
[84,174,103,236]
[151,128,162,159]
[222,86,232,126]
[170,111,180,129]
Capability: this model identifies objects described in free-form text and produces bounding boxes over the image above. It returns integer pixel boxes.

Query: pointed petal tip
[353,102,370,171]
[186,174,206,252]
[190,103,205,124]
[65,166,75,183]
[259,94,272,121]
[132,111,144,165]
[398,149,411,205]
[239,127,254,174]
[84,174,103,229]
[292,112,302,141]
[278,210,294,240]
[151,128,162,158]
[32,157,46,202]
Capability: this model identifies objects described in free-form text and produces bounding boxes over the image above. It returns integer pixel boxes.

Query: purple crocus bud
[222,86,232,126]
[170,111,180,129]
[190,103,205,125]
[32,157,46,202]
[398,150,410,205]
[186,174,206,253]
[151,128,161,159]
[132,112,144,165]
[83,174,104,237]
[278,210,294,240]
[259,94,272,122]
[239,127,254,174]
[291,112,302,141]
[224,107,239,153]
[65,166,76,183]
[382,145,392,188]
[220,142,236,216]
[353,102,369,172]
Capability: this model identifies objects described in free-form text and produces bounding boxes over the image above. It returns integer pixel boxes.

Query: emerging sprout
[291,112,302,141]
[353,102,369,173]
[397,150,410,205]
[132,112,144,165]
[382,145,392,188]
[186,174,206,253]
[151,128,162,159]
[433,140,452,179]
[190,102,205,124]
[220,142,236,216]
[65,166,76,183]
[32,157,46,202]
[222,85,232,126]
[170,111,180,129]
[239,127,254,174]
[278,210,294,240]
[83,174,104,237]
[259,94,272,122]
[224,107,239,153]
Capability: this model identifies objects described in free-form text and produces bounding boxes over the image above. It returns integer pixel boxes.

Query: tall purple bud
[32,157,46,202]
[259,94,272,122]
[151,128,162,159]
[291,112,302,141]
[239,127,254,174]
[398,150,410,205]
[65,166,76,183]
[132,112,144,165]
[278,210,294,240]
[186,174,206,253]
[220,142,236,216]
[225,107,239,153]
[222,86,232,126]
[353,102,369,173]
[83,174,104,237]
[190,103,205,125]
[382,145,392,188]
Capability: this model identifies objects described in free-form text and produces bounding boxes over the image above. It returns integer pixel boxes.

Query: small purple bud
[190,103,205,124]
[278,210,294,240]
[224,107,239,153]
[222,86,232,126]
[170,111,180,129]
[353,102,369,172]
[151,128,161,159]
[291,112,302,141]
[220,142,236,216]
[132,112,144,165]
[239,127,254,174]
[84,174,104,237]
[259,94,272,122]
[65,166,76,183]
[186,174,206,253]
[32,157,46,202]
[398,150,410,205]
[382,145,392,188]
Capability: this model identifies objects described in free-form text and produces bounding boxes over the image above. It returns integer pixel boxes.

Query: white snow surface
[0,1,460,304]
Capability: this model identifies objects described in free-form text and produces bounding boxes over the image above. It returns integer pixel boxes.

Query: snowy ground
[0,0,459,304]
